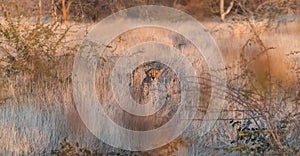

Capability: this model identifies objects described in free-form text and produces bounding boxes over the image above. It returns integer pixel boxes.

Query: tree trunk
[38,0,43,25]
[61,0,72,24]
[220,0,225,22]
[220,0,235,22]
[62,7,67,24]
[51,0,57,25]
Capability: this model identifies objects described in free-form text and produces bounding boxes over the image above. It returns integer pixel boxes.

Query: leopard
[145,68,164,82]
[140,68,165,104]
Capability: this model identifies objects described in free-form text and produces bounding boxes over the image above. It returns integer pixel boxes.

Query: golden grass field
[0,13,299,155]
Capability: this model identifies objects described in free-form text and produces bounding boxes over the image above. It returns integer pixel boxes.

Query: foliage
[225,112,300,155]
[0,2,71,106]
[50,138,101,156]
[0,3,69,77]
[205,0,299,23]
[220,30,300,154]
[50,137,188,156]
[212,1,300,153]
[221,31,300,155]
[227,119,271,155]
[51,138,141,156]
[67,0,179,23]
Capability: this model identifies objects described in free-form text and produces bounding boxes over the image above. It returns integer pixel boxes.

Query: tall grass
[0,18,299,155]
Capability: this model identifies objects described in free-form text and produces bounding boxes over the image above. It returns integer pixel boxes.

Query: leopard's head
[145,68,164,82]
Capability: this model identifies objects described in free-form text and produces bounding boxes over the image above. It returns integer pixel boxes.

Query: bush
[0,3,69,77]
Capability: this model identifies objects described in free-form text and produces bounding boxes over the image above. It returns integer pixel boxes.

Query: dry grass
[0,18,299,155]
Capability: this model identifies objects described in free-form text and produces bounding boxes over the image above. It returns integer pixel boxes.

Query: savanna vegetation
[0,0,299,155]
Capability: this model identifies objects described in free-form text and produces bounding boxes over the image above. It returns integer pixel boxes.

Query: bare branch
[220,0,235,22]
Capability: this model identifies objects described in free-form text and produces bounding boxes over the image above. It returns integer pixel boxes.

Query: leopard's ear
[154,68,164,78]
[145,69,151,75]
[159,68,166,74]
[143,66,150,74]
